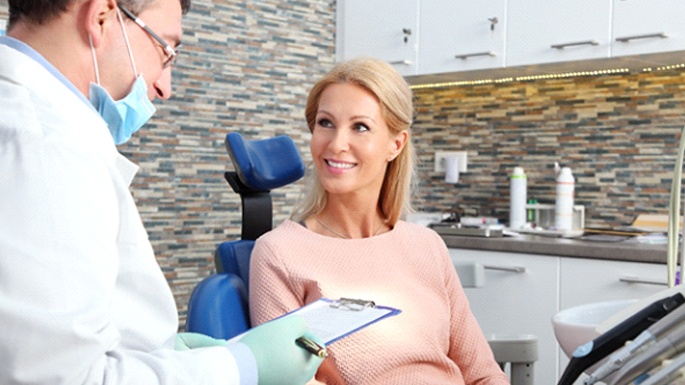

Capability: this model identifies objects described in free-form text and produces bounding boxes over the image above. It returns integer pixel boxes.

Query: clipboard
[228,297,401,349]
[286,297,401,345]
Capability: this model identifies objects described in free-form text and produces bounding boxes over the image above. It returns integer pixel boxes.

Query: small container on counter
[509,167,527,229]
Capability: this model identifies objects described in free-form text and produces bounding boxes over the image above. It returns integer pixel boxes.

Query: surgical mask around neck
[88,8,156,145]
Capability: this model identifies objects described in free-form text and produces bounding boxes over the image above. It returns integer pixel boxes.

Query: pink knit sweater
[249,220,509,385]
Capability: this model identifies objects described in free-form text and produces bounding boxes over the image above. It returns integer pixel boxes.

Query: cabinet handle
[615,32,668,43]
[455,51,496,60]
[551,40,599,49]
[619,276,668,286]
[389,60,412,66]
[483,265,526,273]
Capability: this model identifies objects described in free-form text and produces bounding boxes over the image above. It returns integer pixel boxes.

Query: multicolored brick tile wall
[412,70,685,228]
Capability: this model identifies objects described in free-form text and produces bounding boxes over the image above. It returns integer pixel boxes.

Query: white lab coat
[0,45,251,384]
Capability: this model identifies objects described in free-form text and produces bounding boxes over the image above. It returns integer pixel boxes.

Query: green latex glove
[174,332,228,351]
[240,315,324,385]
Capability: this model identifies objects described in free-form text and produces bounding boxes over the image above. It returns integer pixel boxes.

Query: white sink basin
[552,299,637,358]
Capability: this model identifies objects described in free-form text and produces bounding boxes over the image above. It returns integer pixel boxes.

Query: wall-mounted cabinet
[335,0,419,77]
[418,0,506,74]
[506,0,612,67]
[336,0,685,82]
[611,0,685,58]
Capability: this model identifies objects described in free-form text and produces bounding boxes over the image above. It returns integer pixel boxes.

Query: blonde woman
[249,57,509,385]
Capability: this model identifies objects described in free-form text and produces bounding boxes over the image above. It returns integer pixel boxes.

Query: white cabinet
[335,0,419,76]
[337,0,685,80]
[506,0,612,67]
[558,257,668,382]
[450,249,561,385]
[450,248,669,385]
[611,0,685,58]
[418,0,506,74]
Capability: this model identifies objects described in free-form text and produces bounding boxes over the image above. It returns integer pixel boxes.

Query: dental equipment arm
[607,321,685,385]
[556,293,685,385]
[584,303,685,384]
[668,125,685,288]
[638,351,685,385]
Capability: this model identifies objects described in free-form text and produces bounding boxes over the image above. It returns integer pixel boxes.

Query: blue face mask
[89,8,156,145]
[89,76,156,145]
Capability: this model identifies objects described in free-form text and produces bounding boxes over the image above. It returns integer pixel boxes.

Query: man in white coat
[0,0,323,384]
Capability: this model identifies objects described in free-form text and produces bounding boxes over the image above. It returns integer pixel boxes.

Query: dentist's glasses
[117,5,180,68]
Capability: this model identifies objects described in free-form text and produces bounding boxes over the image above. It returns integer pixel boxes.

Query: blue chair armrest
[186,273,250,340]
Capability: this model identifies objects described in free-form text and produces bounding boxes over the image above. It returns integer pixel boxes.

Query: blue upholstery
[185,273,250,340]
[215,239,254,291]
[186,133,304,340]
[226,132,305,191]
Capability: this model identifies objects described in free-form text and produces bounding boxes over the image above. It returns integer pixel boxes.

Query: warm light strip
[408,64,685,90]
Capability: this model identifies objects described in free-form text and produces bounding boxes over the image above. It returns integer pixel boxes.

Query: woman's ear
[388,130,409,161]
[84,0,117,47]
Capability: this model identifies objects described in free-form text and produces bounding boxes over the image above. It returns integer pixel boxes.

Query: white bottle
[554,166,575,231]
[509,167,527,229]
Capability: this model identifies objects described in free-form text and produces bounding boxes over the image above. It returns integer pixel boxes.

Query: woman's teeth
[327,160,354,169]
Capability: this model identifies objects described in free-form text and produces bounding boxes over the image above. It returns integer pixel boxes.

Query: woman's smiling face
[310,82,402,200]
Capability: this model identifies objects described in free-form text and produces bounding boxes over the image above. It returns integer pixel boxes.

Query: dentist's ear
[84,0,118,47]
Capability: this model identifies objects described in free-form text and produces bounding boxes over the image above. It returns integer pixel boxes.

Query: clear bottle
[554,166,575,231]
[509,167,527,229]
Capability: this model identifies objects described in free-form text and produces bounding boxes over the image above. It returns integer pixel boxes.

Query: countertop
[441,233,669,264]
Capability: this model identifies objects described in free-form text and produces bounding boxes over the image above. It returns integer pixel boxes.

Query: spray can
[554,165,575,231]
[509,167,527,229]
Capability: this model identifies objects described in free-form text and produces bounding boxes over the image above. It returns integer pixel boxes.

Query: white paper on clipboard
[228,297,401,345]
[289,298,401,345]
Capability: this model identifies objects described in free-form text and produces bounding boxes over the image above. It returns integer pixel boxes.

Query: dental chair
[185,132,305,339]
[186,132,537,385]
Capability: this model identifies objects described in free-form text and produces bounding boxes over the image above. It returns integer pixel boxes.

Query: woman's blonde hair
[292,57,416,225]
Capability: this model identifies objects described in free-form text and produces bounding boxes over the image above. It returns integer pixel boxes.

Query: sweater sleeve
[249,235,304,326]
[439,237,510,385]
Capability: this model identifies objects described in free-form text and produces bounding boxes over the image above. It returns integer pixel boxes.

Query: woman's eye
[317,118,333,128]
[354,123,370,132]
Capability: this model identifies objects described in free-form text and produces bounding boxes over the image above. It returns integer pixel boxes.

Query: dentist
[0,1,323,384]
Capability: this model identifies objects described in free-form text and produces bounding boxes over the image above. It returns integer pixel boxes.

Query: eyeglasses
[117,4,180,68]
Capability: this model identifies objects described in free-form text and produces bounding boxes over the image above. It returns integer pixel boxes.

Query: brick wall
[412,70,685,229]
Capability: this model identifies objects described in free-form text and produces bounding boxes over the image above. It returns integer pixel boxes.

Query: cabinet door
[506,0,611,67]
[419,0,506,74]
[558,258,668,383]
[336,0,419,76]
[612,0,685,57]
[450,249,560,385]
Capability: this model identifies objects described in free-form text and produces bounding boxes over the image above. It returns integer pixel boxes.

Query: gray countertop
[441,233,669,264]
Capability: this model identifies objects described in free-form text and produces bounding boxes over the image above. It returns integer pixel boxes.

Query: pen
[296,336,328,358]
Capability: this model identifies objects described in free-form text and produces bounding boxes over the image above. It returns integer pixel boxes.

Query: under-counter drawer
[560,257,668,310]
[449,248,561,385]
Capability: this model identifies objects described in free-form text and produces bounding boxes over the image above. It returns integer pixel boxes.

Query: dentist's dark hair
[8,0,191,29]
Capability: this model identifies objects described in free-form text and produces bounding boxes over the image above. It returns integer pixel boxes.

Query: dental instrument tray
[430,223,504,238]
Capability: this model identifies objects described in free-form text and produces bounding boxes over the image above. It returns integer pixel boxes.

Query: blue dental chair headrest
[226,132,305,191]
